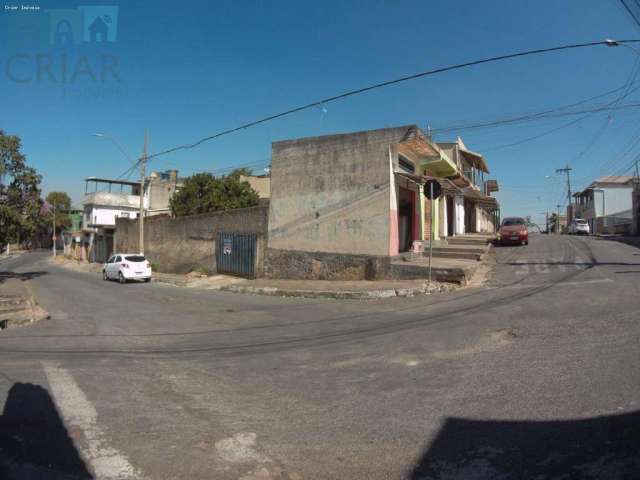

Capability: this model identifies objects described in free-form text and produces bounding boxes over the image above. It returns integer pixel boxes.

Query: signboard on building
[223,238,232,255]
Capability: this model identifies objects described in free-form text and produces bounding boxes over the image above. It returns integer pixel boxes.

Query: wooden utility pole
[556,164,573,221]
[139,131,148,255]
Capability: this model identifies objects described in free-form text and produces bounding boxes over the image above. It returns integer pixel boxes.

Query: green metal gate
[216,232,257,278]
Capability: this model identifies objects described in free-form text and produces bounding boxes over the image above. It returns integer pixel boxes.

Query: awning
[447,172,472,189]
[485,179,499,193]
[394,170,425,186]
[459,147,489,173]
[440,178,462,195]
[396,127,458,177]
[394,171,458,194]
[461,188,500,208]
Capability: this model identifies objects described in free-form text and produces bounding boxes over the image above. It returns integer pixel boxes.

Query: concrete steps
[389,261,477,285]
[447,236,494,246]
[429,249,483,261]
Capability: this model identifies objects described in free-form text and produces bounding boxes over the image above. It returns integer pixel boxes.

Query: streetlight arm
[93,133,135,165]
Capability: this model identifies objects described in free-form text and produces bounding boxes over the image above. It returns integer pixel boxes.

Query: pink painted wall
[389,208,399,256]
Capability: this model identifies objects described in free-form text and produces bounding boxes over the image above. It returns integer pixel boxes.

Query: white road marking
[42,362,141,479]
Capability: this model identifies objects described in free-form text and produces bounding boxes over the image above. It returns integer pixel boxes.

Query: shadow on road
[592,235,640,250]
[408,411,640,479]
[0,271,48,285]
[503,261,640,266]
[0,382,93,479]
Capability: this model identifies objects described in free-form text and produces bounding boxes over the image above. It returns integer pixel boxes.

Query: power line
[477,111,598,152]
[431,80,640,135]
[473,80,640,152]
[141,39,640,165]
[620,0,640,28]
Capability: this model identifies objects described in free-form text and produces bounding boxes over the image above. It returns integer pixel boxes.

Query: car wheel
[144,278,151,283]
[524,240,529,245]
[103,270,108,281]
[118,272,126,284]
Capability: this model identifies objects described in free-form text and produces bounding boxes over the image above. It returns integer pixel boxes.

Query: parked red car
[499,217,528,245]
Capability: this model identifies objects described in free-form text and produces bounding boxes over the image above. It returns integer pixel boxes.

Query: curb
[151,276,190,287]
[221,283,454,300]
[0,281,49,330]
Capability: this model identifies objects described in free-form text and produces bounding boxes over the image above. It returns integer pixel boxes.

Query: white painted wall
[454,196,465,234]
[600,186,633,216]
[84,206,138,229]
[441,197,448,237]
[476,207,495,233]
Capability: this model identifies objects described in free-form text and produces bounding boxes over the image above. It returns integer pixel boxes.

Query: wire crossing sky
[3,0,640,224]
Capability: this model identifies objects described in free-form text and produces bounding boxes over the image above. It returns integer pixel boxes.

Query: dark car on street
[499,217,529,246]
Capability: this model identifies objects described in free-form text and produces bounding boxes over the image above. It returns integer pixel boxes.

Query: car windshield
[502,218,525,226]
[125,255,146,262]
[576,219,587,224]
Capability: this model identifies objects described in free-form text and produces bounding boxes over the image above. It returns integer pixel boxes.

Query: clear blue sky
[2,0,640,226]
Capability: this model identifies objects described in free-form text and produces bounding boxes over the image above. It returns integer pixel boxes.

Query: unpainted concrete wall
[265,248,390,280]
[115,205,268,274]
[240,175,271,198]
[268,127,412,256]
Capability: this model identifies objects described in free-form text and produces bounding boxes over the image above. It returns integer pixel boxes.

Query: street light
[605,39,640,55]
[605,40,640,179]
[93,133,135,165]
[93,132,148,255]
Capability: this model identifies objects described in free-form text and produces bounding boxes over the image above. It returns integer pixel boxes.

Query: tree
[45,191,72,230]
[0,130,44,247]
[169,169,260,217]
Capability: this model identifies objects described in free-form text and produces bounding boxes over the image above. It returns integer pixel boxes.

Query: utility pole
[541,210,549,233]
[52,204,56,257]
[139,130,148,255]
[545,210,548,233]
[428,181,434,282]
[556,164,573,221]
[556,204,562,234]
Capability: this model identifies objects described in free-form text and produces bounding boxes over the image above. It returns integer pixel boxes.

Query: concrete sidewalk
[151,272,458,299]
[49,256,461,300]
[220,278,457,299]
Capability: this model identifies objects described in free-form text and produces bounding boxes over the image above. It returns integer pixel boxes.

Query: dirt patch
[431,328,518,359]
[48,256,102,274]
[464,249,497,288]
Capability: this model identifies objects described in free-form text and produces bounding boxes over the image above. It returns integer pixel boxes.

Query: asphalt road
[1,234,639,479]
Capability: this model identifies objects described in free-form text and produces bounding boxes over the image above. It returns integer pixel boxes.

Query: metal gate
[216,232,257,278]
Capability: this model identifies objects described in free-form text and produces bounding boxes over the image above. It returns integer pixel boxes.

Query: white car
[103,254,152,284]
[568,218,590,235]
